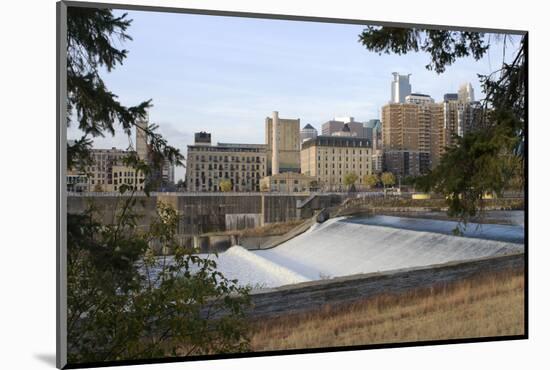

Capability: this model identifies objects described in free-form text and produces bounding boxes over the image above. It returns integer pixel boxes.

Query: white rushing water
[200,215,524,289]
[201,246,309,289]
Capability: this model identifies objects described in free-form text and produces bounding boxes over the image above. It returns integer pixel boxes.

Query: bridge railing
[68,190,389,197]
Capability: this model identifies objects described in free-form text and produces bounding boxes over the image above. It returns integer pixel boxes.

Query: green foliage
[67,198,251,363]
[343,172,358,187]
[400,176,418,186]
[66,7,183,173]
[359,27,488,73]
[415,116,522,222]
[219,179,232,192]
[380,172,396,188]
[363,174,379,189]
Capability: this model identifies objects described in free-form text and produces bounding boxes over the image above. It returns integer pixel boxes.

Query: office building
[458,83,475,103]
[382,86,482,174]
[322,118,366,138]
[332,123,356,137]
[81,147,129,191]
[300,123,318,145]
[67,114,174,193]
[68,146,147,193]
[67,171,90,193]
[186,133,267,192]
[443,93,458,102]
[365,119,383,173]
[431,98,481,167]
[301,136,372,191]
[365,119,382,145]
[111,164,146,192]
[381,103,439,177]
[391,73,412,103]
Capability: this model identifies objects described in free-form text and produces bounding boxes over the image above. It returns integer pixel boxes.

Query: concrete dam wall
[67,194,159,231]
[225,213,262,231]
[67,193,333,236]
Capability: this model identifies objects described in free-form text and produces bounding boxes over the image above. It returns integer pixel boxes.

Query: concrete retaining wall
[67,195,158,230]
[69,194,314,236]
[156,194,310,235]
[261,195,309,224]
[225,213,262,231]
[246,252,524,318]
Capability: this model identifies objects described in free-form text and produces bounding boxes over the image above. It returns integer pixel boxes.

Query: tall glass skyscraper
[391,72,412,103]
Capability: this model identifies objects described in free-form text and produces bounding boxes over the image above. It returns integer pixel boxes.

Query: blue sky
[67,9,521,181]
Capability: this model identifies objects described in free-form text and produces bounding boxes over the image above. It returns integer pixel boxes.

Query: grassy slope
[250,269,524,351]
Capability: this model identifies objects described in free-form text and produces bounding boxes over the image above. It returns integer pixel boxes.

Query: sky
[67,9,522,181]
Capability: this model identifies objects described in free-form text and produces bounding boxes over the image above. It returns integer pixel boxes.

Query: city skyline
[67,9,521,181]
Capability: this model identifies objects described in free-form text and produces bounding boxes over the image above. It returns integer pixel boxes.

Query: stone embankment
[246,252,524,318]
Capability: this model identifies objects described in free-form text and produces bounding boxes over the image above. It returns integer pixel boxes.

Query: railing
[68,191,384,197]
[66,190,525,199]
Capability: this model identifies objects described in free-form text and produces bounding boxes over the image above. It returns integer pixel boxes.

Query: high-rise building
[162,159,175,184]
[391,73,412,103]
[443,93,459,102]
[380,81,482,176]
[301,136,372,191]
[322,119,366,138]
[365,119,381,143]
[332,123,356,137]
[151,158,176,191]
[186,134,267,192]
[458,83,475,103]
[382,91,482,175]
[365,119,383,173]
[381,103,439,177]
[265,111,300,174]
[300,124,318,145]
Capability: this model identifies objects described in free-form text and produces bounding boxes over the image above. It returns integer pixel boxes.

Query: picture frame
[56,1,528,368]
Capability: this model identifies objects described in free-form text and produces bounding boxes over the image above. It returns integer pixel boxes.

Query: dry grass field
[250,269,525,351]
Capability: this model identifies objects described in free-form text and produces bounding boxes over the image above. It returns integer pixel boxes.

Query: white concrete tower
[272,111,280,175]
[458,82,475,103]
[136,111,149,161]
[391,72,412,103]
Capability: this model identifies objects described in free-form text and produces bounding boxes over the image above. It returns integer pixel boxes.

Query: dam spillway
[201,215,524,289]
